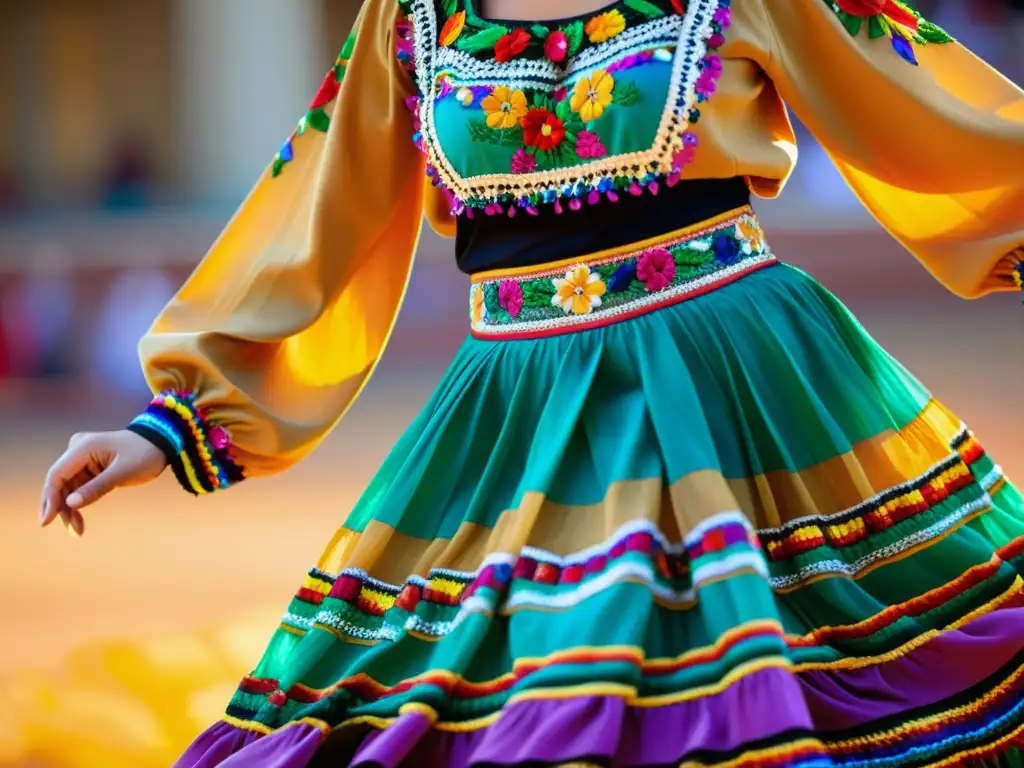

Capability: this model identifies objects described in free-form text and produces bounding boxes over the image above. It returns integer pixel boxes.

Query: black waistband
[454,177,752,275]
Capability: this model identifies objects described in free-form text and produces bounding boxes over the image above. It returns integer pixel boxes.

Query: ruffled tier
[179,595,1024,767]
[172,264,1024,767]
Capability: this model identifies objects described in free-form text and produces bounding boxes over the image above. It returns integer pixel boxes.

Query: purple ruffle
[173,605,1024,768]
[174,720,323,768]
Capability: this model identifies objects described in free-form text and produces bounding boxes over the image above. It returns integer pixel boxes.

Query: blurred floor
[0,234,1022,765]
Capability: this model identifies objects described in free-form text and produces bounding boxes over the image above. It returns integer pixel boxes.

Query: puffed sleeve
[755,0,1024,298]
[126,0,425,495]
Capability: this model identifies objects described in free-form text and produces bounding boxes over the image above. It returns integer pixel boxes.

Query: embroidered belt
[469,206,776,340]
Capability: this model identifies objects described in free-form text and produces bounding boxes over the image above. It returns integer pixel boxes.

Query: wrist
[128,391,245,495]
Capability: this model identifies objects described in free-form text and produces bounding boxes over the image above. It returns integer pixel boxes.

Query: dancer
[40,0,1024,764]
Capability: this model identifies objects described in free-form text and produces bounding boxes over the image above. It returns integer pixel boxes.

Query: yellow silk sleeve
[130,0,425,493]
[756,0,1024,298]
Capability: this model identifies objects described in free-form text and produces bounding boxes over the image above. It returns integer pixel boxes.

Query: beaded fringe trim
[468,206,774,339]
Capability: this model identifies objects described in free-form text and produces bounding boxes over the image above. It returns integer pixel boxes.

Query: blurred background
[0,0,1022,765]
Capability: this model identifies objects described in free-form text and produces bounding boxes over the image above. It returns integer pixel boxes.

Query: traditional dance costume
[125,0,1024,764]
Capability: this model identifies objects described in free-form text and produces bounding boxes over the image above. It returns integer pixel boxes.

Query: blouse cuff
[1011,249,1024,298]
[127,391,245,495]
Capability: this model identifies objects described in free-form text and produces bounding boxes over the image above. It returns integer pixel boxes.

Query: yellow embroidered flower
[570,69,615,122]
[551,265,607,315]
[737,218,766,254]
[585,10,626,43]
[471,287,486,324]
[481,86,529,129]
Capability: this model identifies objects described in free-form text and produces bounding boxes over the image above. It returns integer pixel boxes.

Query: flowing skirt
[175,214,1024,767]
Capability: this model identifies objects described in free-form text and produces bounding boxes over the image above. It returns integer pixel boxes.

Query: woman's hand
[40,430,168,536]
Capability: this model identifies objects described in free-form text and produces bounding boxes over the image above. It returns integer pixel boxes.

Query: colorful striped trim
[766,426,1005,590]
[219,611,1024,767]
[127,391,245,495]
[239,550,1024,717]
[278,512,765,642]
[468,207,775,340]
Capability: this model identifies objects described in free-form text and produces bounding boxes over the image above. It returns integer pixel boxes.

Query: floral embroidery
[511,147,538,173]
[440,10,466,46]
[437,0,680,64]
[823,0,954,65]
[271,33,356,177]
[585,10,627,43]
[407,0,731,216]
[570,69,616,121]
[552,265,608,315]
[498,279,524,317]
[575,131,607,159]
[737,218,766,254]
[481,86,528,128]
[522,108,566,151]
[468,68,643,172]
[471,287,487,324]
[544,30,570,64]
[471,209,774,338]
[495,28,531,62]
[636,248,676,292]
[1011,258,1024,292]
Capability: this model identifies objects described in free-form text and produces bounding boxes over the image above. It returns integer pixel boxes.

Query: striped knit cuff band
[127,391,245,495]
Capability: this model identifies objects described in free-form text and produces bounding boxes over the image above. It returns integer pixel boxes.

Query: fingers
[41,443,92,527]
[59,508,86,537]
[66,461,127,511]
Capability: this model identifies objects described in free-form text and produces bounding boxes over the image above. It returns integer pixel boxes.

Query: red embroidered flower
[837,0,918,27]
[671,0,686,14]
[636,248,676,292]
[495,28,531,63]
[544,30,569,63]
[310,70,341,109]
[521,108,565,151]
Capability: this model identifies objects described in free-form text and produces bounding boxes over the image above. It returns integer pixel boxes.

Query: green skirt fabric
[176,262,1024,768]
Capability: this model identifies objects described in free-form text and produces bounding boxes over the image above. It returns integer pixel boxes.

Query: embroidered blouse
[127,0,1024,495]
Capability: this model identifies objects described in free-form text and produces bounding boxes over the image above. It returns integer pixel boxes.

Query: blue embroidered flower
[608,262,637,292]
[712,233,741,265]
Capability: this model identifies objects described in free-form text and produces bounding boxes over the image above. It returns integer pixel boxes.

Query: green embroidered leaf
[483,283,501,315]
[623,0,664,18]
[456,26,509,53]
[442,0,458,17]
[562,20,584,57]
[554,98,572,121]
[613,81,643,107]
[522,279,556,306]
[563,114,585,133]
[534,149,556,170]
[339,32,357,60]
[333,63,346,81]
[271,158,286,178]
[917,20,953,43]
[836,11,862,37]
[868,15,887,39]
[306,108,331,133]
[672,246,712,267]
[531,24,551,39]
[533,91,548,108]
[467,120,524,146]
